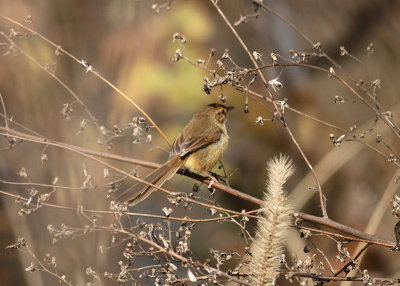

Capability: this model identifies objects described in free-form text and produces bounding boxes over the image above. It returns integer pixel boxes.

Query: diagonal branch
[0,14,171,146]
[209,0,327,217]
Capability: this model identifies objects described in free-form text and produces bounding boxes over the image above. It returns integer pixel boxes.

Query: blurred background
[0,0,399,285]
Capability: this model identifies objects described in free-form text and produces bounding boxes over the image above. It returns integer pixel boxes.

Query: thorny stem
[210,0,327,217]
[0,14,171,147]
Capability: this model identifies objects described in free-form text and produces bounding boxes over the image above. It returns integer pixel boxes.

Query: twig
[0,92,8,130]
[0,14,171,146]
[333,244,370,276]
[112,227,254,286]
[22,245,74,286]
[0,32,98,124]
[294,226,383,247]
[252,1,315,46]
[293,212,395,248]
[0,126,248,216]
[285,271,400,283]
[0,125,396,247]
[0,189,259,223]
[210,0,327,217]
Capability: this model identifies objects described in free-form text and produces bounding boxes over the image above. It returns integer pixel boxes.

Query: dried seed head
[222,49,229,59]
[339,46,348,56]
[268,78,283,92]
[253,51,263,61]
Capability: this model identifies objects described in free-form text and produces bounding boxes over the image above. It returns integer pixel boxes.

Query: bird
[116,103,234,206]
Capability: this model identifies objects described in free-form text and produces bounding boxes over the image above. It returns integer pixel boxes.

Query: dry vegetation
[0,0,400,285]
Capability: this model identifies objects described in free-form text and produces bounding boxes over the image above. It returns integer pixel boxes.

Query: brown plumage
[116,103,234,206]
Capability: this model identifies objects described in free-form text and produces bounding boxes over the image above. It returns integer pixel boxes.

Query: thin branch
[333,244,370,276]
[255,60,400,141]
[0,92,8,130]
[112,227,254,286]
[1,125,396,248]
[293,212,395,248]
[252,0,315,46]
[285,271,400,283]
[210,0,327,217]
[0,190,259,223]
[0,14,171,146]
[0,32,99,124]
[0,124,260,204]
[294,226,384,247]
[0,126,246,216]
[22,245,74,286]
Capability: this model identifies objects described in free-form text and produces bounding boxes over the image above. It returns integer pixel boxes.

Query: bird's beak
[226,106,234,112]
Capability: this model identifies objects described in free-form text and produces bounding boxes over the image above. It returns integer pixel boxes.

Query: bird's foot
[202,171,218,189]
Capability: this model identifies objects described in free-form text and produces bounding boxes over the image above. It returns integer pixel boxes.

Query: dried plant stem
[0,92,8,130]
[252,0,315,46]
[295,226,377,248]
[0,190,259,223]
[256,62,400,140]
[293,212,394,247]
[0,32,98,124]
[285,271,400,283]
[0,188,395,248]
[0,124,259,204]
[333,244,370,276]
[0,126,245,216]
[0,124,396,247]
[22,245,74,286]
[209,0,277,112]
[254,0,400,137]
[342,169,400,286]
[0,112,44,137]
[0,14,171,146]
[111,228,253,286]
[210,0,327,218]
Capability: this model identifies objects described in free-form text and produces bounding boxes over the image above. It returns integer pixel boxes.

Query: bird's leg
[202,171,219,189]
[216,160,230,187]
[208,171,227,184]
[179,167,191,176]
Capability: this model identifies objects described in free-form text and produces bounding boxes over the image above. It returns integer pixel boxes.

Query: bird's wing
[171,128,222,158]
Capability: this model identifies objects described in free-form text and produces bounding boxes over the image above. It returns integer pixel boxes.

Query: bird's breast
[183,132,229,173]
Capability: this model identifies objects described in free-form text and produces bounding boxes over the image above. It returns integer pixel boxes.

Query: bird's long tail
[116,156,182,206]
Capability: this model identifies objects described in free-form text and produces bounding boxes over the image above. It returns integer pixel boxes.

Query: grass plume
[248,154,294,285]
